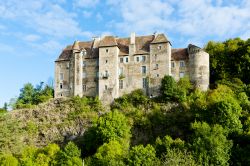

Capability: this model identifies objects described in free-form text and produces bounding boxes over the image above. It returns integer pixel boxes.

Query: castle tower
[188,44,209,90]
[98,36,119,104]
[72,41,83,96]
[149,33,171,96]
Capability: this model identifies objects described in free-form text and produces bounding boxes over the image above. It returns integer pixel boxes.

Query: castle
[54,33,209,103]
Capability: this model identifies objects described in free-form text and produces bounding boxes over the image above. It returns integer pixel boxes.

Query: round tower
[188,44,209,91]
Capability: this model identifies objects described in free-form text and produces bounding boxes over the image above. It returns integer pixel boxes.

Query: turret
[188,44,209,91]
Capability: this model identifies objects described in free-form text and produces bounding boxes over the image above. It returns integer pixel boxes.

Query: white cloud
[106,0,250,46]
[73,0,99,8]
[0,0,91,38]
[23,34,41,42]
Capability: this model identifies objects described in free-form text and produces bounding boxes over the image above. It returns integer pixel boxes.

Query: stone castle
[55,33,209,103]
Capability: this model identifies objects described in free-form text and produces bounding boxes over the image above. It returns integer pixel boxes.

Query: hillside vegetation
[0,38,250,166]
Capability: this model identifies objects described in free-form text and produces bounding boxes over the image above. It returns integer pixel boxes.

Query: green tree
[162,149,196,166]
[160,76,177,101]
[0,154,19,166]
[128,144,158,166]
[96,110,131,143]
[56,142,82,166]
[191,122,232,166]
[94,140,127,166]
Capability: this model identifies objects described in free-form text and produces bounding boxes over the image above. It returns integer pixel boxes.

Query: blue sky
[0,0,250,107]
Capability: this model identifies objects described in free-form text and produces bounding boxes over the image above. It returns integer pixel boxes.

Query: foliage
[93,140,128,166]
[127,144,158,166]
[96,110,131,143]
[205,38,250,84]
[191,121,233,166]
[162,149,197,166]
[12,82,54,109]
[0,154,18,166]
[160,75,177,101]
[56,142,82,166]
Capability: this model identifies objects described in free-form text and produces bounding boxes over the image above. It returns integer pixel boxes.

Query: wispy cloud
[73,0,100,8]
[106,0,250,46]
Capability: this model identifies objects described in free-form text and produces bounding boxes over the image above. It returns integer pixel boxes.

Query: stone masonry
[54,33,209,104]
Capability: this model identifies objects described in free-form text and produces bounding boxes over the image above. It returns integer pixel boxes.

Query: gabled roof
[151,33,169,44]
[99,36,118,47]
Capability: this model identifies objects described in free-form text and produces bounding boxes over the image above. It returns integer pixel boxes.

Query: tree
[0,154,18,166]
[128,144,158,166]
[96,110,131,143]
[56,142,82,166]
[160,76,177,101]
[191,122,233,166]
[94,140,127,166]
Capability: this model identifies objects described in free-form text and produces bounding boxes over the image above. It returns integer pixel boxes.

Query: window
[96,59,99,66]
[157,74,159,77]
[136,56,140,62]
[171,61,175,68]
[83,85,86,91]
[143,78,147,88]
[60,83,63,89]
[66,63,70,69]
[155,64,159,69]
[141,56,146,62]
[61,93,63,97]
[60,73,64,80]
[142,66,146,74]
[82,61,86,67]
[120,58,123,63]
[106,49,109,53]
[82,72,87,78]
[179,72,185,78]
[105,85,108,90]
[180,61,185,67]
[105,60,108,64]
[119,80,123,89]
[125,57,129,63]
[158,45,162,50]
[81,50,86,56]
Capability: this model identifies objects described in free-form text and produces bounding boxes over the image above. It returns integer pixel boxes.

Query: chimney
[130,32,135,44]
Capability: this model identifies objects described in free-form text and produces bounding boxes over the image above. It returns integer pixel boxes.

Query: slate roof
[56,34,184,61]
[171,48,189,60]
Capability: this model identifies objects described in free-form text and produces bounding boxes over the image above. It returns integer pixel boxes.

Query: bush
[96,110,131,143]
[128,144,158,166]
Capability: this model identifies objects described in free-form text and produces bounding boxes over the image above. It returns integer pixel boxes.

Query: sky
[0,0,250,107]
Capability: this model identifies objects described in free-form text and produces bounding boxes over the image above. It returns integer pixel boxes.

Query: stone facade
[55,33,209,104]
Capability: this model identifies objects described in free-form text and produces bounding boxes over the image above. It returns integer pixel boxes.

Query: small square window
[83,85,86,91]
[120,58,123,63]
[142,66,146,74]
[105,60,108,63]
[119,80,123,89]
[60,83,63,89]
[125,57,129,63]
[179,72,185,78]
[136,56,140,62]
[180,61,185,67]
[171,62,175,68]
[142,56,146,62]
[106,49,109,53]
